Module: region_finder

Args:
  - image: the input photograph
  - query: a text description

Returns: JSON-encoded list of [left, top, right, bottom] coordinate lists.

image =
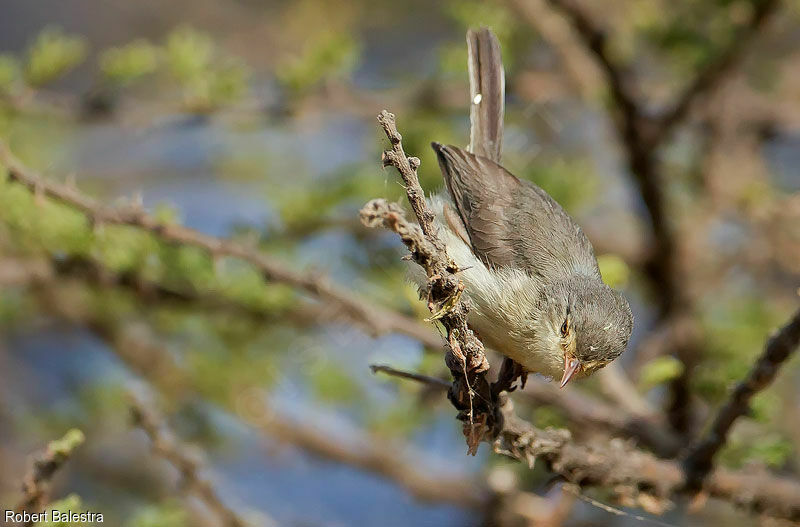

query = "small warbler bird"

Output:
[[415, 28, 633, 387]]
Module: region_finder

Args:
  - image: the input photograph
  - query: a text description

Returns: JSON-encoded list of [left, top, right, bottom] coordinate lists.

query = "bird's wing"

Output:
[[432, 143, 600, 280], [467, 28, 504, 163]]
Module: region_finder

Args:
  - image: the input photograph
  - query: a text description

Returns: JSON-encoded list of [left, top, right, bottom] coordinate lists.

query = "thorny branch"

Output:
[[0, 142, 440, 350], [130, 397, 255, 527], [14, 429, 85, 527]]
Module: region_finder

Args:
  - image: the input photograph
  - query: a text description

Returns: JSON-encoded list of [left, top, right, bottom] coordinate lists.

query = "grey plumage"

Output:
[[432, 143, 599, 281], [431, 143, 633, 371], [418, 27, 633, 384], [467, 28, 504, 162]]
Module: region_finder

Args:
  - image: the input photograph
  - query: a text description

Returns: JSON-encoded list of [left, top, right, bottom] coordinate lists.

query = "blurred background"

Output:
[[0, 0, 799, 525]]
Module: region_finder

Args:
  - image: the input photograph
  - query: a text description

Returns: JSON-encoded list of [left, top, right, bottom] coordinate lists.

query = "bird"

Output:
[[415, 28, 633, 388]]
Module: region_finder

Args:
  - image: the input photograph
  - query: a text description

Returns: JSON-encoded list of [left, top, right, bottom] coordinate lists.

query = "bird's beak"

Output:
[[559, 355, 581, 389]]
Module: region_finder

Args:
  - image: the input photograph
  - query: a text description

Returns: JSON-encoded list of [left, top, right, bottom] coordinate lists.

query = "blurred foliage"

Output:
[[0, 169, 295, 314], [719, 431, 794, 469], [127, 501, 186, 527], [24, 28, 88, 87], [638, 356, 684, 392], [597, 254, 631, 288], [164, 26, 250, 111], [309, 361, 363, 404], [694, 294, 786, 402], [276, 32, 360, 98], [0, 54, 20, 94], [49, 428, 86, 456], [99, 40, 160, 86], [34, 494, 84, 527]]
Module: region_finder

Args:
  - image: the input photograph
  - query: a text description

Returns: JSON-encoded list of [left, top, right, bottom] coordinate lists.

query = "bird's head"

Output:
[[538, 275, 633, 387]]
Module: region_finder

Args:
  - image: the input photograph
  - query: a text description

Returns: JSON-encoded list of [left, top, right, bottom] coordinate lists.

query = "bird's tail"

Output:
[[466, 27, 505, 163]]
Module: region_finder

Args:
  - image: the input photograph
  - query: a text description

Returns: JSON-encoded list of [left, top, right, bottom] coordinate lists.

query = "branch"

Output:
[[372, 363, 683, 457], [369, 110, 496, 454], [0, 142, 440, 350], [370, 364, 452, 390], [683, 307, 800, 489], [30, 253, 800, 521], [15, 429, 85, 526], [653, 0, 781, 143], [372, 364, 800, 517], [494, 399, 800, 521], [378, 112, 440, 246], [543, 0, 641, 143], [0, 253, 388, 341], [130, 397, 255, 527]]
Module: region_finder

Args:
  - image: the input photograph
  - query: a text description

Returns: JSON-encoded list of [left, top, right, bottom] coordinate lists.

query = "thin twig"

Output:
[[15, 429, 85, 527], [683, 307, 800, 490], [370, 364, 452, 390], [130, 397, 255, 527], [653, 0, 781, 143]]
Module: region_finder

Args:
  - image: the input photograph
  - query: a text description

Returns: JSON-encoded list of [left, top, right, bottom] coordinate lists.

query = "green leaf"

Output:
[[99, 40, 160, 86], [639, 356, 684, 391], [276, 32, 359, 97], [48, 428, 85, 457], [164, 26, 214, 82], [24, 28, 88, 87], [0, 54, 21, 93], [127, 500, 186, 527], [35, 494, 83, 527], [597, 254, 631, 288]]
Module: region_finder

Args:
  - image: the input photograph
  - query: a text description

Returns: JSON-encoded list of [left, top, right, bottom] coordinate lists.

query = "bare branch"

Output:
[[543, 0, 642, 143], [653, 0, 781, 143], [683, 307, 800, 490], [370, 364, 452, 390], [15, 429, 85, 526], [367, 113, 495, 454], [492, 395, 800, 521], [130, 397, 255, 527], [0, 142, 440, 349], [377, 111, 441, 246]]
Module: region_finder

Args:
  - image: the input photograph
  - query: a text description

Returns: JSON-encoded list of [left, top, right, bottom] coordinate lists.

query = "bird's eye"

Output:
[[560, 318, 569, 337]]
